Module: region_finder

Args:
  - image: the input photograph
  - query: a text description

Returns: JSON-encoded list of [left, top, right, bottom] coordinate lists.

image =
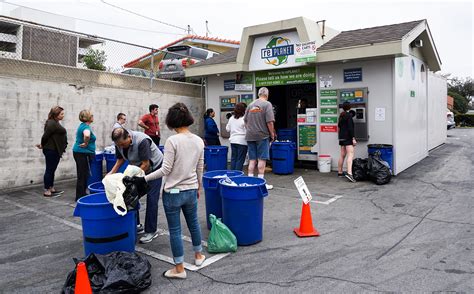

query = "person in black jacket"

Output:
[[337, 102, 357, 182], [36, 106, 68, 197]]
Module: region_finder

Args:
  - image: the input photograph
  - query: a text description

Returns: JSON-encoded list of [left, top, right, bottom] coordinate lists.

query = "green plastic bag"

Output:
[[207, 214, 237, 253]]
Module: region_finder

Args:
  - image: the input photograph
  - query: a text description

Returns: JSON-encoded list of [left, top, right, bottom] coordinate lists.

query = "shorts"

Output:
[[339, 139, 353, 146], [247, 138, 270, 160]]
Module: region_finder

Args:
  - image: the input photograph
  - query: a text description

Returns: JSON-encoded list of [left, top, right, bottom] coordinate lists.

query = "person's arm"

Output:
[[196, 147, 204, 189], [265, 103, 276, 141], [226, 118, 232, 133], [79, 129, 91, 148], [145, 139, 175, 181], [38, 120, 56, 148], [138, 115, 149, 130], [348, 116, 356, 144], [108, 158, 125, 175], [266, 121, 276, 142], [211, 119, 219, 135]]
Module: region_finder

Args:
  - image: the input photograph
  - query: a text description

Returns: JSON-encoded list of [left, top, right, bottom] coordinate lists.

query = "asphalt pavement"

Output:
[[0, 128, 472, 293]]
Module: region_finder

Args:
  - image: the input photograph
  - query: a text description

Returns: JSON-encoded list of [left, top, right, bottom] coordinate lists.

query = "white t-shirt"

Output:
[[226, 116, 247, 146]]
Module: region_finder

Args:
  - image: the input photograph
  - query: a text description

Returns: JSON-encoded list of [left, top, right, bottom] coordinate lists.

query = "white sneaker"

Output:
[[139, 232, 159, 244], [265, 184, 273, 190]]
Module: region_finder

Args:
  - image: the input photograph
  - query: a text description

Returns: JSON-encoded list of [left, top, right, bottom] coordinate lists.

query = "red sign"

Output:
[[320, 125, 337, 132], [297, 118, 306, 123]]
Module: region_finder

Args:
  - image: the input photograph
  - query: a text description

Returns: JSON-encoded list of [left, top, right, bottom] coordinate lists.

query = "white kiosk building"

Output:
[[186, 17, 446, 175]]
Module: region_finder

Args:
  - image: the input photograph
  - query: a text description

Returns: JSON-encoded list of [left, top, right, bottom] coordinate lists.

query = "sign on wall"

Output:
[[298, 124, 317, 154], [255, 67, 316, 87], [249, 31, 301, 71], [240, 94, 254, 106], [235, 73, 253, 91], [295, 41, 317, 63], [343, 68, 362, 82], [224, 79, 235, 91]]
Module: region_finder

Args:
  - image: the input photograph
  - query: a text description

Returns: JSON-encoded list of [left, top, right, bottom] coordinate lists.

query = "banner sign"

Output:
[[255, 67, 316, 87], [343, 68, 362, 82], [295, 41, 317, 63]]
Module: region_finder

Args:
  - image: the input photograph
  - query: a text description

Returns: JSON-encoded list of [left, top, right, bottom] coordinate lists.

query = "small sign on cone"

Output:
[[294, 202, 320, 237], [75, 261, 92, 294]]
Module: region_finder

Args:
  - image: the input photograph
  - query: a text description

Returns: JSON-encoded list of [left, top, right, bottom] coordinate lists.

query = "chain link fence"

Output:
[[0, 15, 202, 90]]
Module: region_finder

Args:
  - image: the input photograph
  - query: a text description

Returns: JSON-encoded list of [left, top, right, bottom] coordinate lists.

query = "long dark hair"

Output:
[[233, 103, 247, 119], [203, 108, 214, 119], [338, 102, 351, 123], [45, 106, 64, 127]]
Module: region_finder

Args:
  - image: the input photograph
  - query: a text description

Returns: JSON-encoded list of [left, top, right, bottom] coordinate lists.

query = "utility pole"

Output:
[[206, 20, 209, 37], [187, 25, 191, 35]]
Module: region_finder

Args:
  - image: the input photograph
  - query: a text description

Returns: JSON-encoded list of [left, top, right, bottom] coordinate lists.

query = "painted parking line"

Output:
[[311, 195, 343, 205], [0, 195, 229, 271]]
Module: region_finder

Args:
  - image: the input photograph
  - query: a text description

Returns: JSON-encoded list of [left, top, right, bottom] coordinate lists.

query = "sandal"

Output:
[[162, 269, 187, 279]]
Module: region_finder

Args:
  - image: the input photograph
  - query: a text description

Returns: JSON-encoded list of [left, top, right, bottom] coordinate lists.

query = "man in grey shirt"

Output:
[[113, 113, 127, 129], [244, 87, 276, 190]]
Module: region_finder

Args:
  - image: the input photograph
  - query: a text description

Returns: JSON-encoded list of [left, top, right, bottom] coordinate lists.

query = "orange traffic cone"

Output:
[[294, 202, 320, 237], [74, 262, 92, 294]]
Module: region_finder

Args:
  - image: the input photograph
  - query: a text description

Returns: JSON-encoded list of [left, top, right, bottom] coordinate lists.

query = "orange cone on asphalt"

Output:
[[74, 262, 92, 294], [294, 202, 320, 237]]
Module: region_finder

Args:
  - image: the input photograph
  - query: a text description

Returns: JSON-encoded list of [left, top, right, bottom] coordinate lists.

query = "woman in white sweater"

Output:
[[226, 102, 248, 171], [133, 102, 205, 279]]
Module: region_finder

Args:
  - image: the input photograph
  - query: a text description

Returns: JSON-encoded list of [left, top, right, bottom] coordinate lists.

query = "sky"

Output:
[[1, 0, 472, 77]]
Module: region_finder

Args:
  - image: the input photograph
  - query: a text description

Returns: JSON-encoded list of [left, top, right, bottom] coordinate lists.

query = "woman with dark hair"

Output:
[[338, 102, 357, 182], [36, 106, 67, 197], [73, 109, 96, 201], [203, 108, 220, 145], [132, 102, 205, 279], [226, 102, 248, 170]]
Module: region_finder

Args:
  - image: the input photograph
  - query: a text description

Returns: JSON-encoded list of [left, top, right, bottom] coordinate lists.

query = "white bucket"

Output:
[[318, 155, 331, 173]]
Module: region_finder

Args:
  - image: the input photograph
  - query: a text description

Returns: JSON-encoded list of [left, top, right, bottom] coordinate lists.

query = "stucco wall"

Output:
[[0, 59, 204, 189]]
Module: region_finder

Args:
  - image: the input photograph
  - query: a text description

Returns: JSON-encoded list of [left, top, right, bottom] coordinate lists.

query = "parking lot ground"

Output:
[[0, 128, 472, 293]]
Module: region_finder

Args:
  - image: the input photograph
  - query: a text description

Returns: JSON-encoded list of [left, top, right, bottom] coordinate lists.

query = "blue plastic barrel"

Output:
[[88, 181, 104, 194], [87, 152, 104, 186], [368, 144, 393, 172], [219, 176, 268, 245], [203, 170, 244, 230], [277, 128, 297, 142], [73, 193, 136, 256], [271, 142, 296, 175], [104, 153, 128, 173], [204, 146, 228, 171]]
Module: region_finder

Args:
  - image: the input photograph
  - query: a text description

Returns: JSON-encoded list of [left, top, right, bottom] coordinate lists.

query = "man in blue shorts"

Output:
[[244, 87, 276, 190]]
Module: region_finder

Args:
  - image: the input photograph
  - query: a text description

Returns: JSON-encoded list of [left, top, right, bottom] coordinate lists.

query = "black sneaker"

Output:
[[137, 224, 144, 234], [51, 190, 64, 195], [345, 173, 356, 183], [338, 172, 345, 177]]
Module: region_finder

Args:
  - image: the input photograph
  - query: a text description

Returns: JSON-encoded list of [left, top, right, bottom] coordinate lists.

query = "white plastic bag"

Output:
[[102, 165, 145, 216]]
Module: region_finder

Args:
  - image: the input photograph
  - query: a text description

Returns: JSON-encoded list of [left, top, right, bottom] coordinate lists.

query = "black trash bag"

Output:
[[352, 158, 369, 181], [62, 252, 152, 294], [367, 151, 392, 185], [122, 176, 149, 210]]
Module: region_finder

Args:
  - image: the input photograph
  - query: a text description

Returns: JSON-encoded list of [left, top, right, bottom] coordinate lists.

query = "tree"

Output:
[[449, 91, 469, 114], [448, 77, 473, 100], [83, 49, 107, 71]]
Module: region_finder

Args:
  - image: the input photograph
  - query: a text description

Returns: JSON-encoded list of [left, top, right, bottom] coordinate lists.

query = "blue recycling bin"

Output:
[[277, 128, 297, 142], [204, 146, 228, 171], [203, 170, 244, 230], [104, 153, 128, 173], [88, 181, 105, 194], [219, 177, 268, 245], [73, 192, 136, 256], [368, 144, 393, 172], [271, 142, 296, 175], [87, 152, 104, 186]]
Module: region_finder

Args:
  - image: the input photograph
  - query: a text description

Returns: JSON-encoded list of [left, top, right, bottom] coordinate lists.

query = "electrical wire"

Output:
[[99, 0, 189, 32], [2, 0, 186, 35]]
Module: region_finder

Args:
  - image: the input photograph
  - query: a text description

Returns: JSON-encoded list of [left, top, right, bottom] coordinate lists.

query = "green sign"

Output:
[[298, 125, 317, 154], [255, 67, 316, 87], [320, 116, 338, 124], [410, 90, 416, 97], [320, 98, 337, 106], [320, 90, 337, 97], [320, 108, 337, 115]]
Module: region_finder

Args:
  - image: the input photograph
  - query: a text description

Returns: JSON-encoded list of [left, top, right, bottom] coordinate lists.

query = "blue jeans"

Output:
[[162, 189, 202, 264], [231, 144, 248, 171], [43, 148, 61, 190], [142, 177, 162, 233]]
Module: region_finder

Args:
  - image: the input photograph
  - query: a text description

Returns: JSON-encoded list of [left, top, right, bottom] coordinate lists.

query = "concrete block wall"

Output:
[[0, 58, 204, 189]]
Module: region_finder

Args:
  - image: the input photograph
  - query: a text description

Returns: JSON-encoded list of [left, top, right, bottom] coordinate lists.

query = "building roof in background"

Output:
[[189, 20, 426, 70], [317, 20, 424, 51]]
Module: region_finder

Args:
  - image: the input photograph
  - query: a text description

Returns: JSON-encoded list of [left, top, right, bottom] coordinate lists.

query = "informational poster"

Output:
[[320, 108, 338, 115], [295, 41, 317, 63], [255, 67, 316, 87], [320, 116, 338, 124], [343, 68, 362, 82], [320, 90, 337, 97], [240, 94, 254, 106], [320, 98, 337, 106], [220, 95, 239, 110], [294, 176, 312, 204], [235, 73, 253, 91], [375, 108, 385, 121], [224, 80, 235, 91], [298, 124, 317, 154], [339, 89, 364, 103], [321, 125, 338, 132], [319, 75, 333, 88]]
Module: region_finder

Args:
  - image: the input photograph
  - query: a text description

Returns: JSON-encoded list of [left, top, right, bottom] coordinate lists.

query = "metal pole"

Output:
[[150, 48, 154, 89]]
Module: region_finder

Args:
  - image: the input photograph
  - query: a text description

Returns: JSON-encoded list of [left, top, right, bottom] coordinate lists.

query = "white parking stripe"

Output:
[[0, 195, 230, 271]]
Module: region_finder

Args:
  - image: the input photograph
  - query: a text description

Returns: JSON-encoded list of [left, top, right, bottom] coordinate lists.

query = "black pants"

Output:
[[43, 148, 61, 190], [206, 138, 221, 146], [73, 152, 92, 201], [150, 136, 160, 147]]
